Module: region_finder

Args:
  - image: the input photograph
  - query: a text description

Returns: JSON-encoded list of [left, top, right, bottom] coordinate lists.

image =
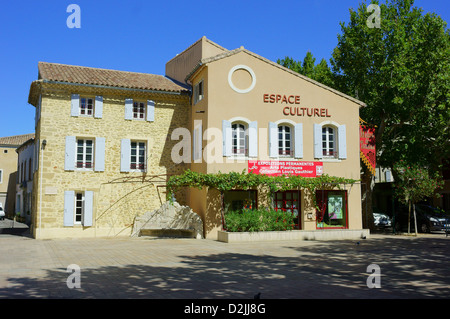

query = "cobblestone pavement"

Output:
[[0, 224, 449, 299]]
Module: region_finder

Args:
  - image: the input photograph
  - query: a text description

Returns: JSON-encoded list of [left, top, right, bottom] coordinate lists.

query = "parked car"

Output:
[[373, 212, 392, 227], [0, 207, 5, 220], [394, 204, 443, 233]]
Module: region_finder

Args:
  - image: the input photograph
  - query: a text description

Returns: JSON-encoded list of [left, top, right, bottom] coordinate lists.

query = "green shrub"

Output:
[[224, 208, 294, 232]]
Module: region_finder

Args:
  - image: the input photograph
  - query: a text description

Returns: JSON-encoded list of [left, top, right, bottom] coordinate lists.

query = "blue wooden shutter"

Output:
[[314, 124, 323, 159], [63, 191, 75, 226], [338, 124, 347, 159], [222, 120, 232, 157], [95, 137, 105, 172], [94, 96, 103, 118], [120, 139, 131, 172], [71, 94, 79, 117], [294, 123, 303, 159], [83, 191, 94, 227], [147, 100, 155, 122], [124, 99, 133, 120], [248, 121, 258, 157], [65, 136, 76, 171], [269, 122, 278, 158]]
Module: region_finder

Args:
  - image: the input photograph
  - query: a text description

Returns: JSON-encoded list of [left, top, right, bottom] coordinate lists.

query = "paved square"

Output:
[[0, 231, 449, 299]]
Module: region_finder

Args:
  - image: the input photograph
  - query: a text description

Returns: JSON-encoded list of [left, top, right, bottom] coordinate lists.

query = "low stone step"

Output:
[[139, 228, 196, 238]]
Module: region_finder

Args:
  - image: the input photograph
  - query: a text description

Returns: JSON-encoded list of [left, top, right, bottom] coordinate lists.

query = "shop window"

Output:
[[223, 190, 257, 212], [232, 123, 248, 156], [278, 125, 293, 157], [316, 190, 348, 228], [274, 190, 300, 229]]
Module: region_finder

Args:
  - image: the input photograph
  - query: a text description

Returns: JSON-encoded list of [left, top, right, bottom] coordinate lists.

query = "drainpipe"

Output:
[[38, 139, 46, 238]]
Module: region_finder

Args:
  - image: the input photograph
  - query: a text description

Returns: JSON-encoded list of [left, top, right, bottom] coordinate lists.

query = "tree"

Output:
[[301, 51, 316, 79], [330, 0, 450, 229], [277, 52, 335, 87], [393, 161, 444, 234], [277, 56, 302, 74]]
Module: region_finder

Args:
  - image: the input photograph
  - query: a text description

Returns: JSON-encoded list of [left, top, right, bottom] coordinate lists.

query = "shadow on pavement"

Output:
[[0, 218, 31, 237], [0, 235, 449, 299]]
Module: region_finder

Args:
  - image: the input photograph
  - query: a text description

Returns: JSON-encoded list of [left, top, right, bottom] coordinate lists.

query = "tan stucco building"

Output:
[[0, 134, 35, 217], [28, 37, 366, 240]]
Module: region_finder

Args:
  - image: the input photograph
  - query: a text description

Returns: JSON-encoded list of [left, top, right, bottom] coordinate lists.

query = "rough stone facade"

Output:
[[31, 82, 190, 239]]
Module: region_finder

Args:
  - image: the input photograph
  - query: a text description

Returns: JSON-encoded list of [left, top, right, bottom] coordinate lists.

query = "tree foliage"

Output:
[[277, 0, 449, 228], [330, 0, 450, 172], [393, 161, 444, 205], [277, 52, 335, 87], [167, 169, 358, 209]]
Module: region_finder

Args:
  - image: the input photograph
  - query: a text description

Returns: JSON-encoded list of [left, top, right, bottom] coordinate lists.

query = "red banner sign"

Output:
[[360, 125, 376, 175], [248, 160, 323, 177]]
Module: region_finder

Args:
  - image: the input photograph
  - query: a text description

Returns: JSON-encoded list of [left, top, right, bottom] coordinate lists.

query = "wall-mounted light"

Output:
[[307, 213, 313, 219], [42, 140, 47, 150]]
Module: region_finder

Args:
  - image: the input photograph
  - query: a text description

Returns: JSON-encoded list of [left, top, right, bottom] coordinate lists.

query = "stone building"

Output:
[[27, 37, 367, 239], [28, 62, 190, 239]]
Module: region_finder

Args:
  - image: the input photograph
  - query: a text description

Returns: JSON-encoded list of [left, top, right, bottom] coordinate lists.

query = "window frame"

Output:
[[231, 122, 248, 157], [79, 97, 95, 117], [130, 141, 147, 172], [322, 125, 337, 158], [194, 80, 204, 104], [76, 138, 94, 170], [223, 190, 258, 213], [132, 101, 146, 120], [278, 125, 293, 157], [74, 192, 85, 225]]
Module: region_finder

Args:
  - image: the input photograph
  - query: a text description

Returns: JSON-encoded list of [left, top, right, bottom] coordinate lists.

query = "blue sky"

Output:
[[0, 0, 448, 138]]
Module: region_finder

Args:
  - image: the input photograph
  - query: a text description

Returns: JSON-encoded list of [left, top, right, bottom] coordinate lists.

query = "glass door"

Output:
[[274, 191, 300, 229]]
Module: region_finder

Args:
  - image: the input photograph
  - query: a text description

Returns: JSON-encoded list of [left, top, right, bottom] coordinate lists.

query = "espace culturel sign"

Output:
[[263, 93, 331, 117]]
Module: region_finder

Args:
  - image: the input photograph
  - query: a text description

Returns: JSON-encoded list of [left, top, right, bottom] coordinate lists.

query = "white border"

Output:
[[228, 65, 256, 94]]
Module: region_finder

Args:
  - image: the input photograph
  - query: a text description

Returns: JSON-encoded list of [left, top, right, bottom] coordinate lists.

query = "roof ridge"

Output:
[[38, 61, 166, 78], [165, 36, 228, 64], [191, 48, 366, 107], [0, 133, 35, 146]]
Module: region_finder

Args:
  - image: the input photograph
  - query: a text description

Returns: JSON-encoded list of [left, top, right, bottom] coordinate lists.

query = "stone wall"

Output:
[[31, 83, 191, 239]]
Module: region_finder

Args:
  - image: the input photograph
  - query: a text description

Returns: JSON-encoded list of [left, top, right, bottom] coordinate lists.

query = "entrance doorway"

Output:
[[274, 190, 300, 229]]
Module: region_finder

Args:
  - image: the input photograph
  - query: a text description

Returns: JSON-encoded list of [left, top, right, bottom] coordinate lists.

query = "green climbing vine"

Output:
[[167, 169, 359, 209]]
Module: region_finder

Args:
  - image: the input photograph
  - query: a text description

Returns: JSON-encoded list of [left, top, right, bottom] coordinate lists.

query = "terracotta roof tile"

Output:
[[38, 62, 189, 93], [0, 134, 35, 147]]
